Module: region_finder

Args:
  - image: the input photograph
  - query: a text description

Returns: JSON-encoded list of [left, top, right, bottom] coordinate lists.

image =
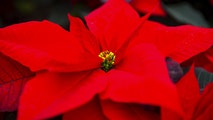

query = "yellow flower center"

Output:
[[98, 50, 115, 72]]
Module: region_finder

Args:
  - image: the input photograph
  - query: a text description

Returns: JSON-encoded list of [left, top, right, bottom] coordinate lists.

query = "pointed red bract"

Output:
[[130, 20, 213, 63], [101, 44, 182, 116], [85, 0, 142, 52], [176, 66, 201, 119], [192, 83, 213, 119], [0, 20, 100, 72], [188, 47, 213, 72], [161, 66, 201, 120], [130, 0, 166, 16], [68, 15, 100, 56], [18, 70, 108, 120]]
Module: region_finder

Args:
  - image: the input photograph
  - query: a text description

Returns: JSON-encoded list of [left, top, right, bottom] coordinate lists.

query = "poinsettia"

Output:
[[0, 0, 213, 120]]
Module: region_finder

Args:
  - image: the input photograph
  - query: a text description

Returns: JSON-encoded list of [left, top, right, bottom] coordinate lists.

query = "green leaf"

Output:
[[182, 67, 213, 92], [194, 67, 213, 92], [162, 1, 210, 27]]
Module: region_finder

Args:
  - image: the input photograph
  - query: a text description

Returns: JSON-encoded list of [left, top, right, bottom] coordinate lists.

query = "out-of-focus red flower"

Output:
[[163, 66, 213, 120], [0, 0, 212, 119], [130, 0, 166, 16]]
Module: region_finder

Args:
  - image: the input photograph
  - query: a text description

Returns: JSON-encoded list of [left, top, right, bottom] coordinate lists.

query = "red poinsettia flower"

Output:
[[130, 0, 166, 16], [0, 0, 213, 119]]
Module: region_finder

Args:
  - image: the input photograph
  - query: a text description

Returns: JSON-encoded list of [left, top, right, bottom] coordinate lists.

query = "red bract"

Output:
[[130, 20, 213, 64], [193, 47, 213, 72], [176, 66, 200, 120], [162, 66, 201, 120], [192, 83, 213, 120], [182, 47, 213, 73], [63, 97, 161, 120], [0, 0, 212, 119], [130, 0, 166, 16], [0, 52, 34, 111], [130, 0, 213, 72], [164, 66, 213, 120]]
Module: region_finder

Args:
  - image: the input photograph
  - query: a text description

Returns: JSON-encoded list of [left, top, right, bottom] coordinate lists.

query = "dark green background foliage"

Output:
[[0, 0, 212, 28], [0, 0, 102, 29]]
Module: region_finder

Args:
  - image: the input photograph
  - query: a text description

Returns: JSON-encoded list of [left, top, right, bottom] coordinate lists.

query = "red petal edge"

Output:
[[192, 83, 213, 119], [176, 65, 201, 119], [18, 70, 108, 120], [130, 21, 213, 63], [0, 52, 34, 111], [0, 18, 100, 72], [130, 0, 166, 16]]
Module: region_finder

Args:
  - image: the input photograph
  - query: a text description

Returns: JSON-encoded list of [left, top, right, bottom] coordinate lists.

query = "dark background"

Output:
[[0, 0, 212, 29], [0, 0, 102, 29]]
